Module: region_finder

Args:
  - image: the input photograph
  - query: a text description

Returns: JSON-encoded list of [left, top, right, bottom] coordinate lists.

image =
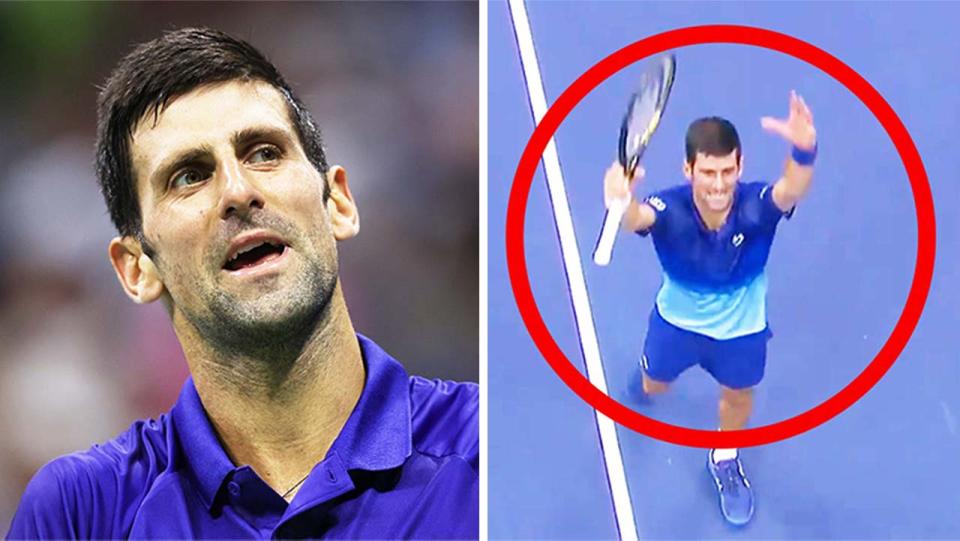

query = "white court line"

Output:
[[506, 1, 639, 540]]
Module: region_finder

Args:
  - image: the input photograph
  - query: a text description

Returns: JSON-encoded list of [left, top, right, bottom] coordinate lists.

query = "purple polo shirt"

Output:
[[7, 335, 478, 539]]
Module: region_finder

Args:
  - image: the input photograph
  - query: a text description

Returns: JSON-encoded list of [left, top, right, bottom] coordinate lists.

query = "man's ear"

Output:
[[324, 165, 359, 241], [737, 154, 745, 180], [683, 159, 693, 181], [108, 236, 165, 304]]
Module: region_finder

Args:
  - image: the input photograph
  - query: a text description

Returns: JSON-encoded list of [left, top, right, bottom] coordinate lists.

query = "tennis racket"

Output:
[[593, 54, 676, 266]]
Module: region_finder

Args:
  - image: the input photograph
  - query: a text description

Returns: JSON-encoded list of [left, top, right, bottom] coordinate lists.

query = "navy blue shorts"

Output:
[[642, 307, 772, 389]]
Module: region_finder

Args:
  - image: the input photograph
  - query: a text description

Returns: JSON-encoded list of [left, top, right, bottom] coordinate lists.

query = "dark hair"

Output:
[[685, 117, 741, 165], [96, 27, 329, 238]]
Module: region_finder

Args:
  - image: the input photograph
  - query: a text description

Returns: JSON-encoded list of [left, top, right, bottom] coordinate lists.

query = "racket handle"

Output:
[[593, 196, 629, 266]]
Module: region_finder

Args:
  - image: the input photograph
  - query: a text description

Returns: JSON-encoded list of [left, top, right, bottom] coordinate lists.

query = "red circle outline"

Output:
[[506, 25, 936, 447]]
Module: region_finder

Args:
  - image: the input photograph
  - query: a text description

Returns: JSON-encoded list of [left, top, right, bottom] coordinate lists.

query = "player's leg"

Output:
[[700, 329, 770, 526], [718, 385, 753, 431], [641, 369, 670, 395], [628, 307, 698, 401]]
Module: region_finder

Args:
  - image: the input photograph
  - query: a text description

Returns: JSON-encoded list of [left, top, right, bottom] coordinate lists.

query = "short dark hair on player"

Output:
[[96, 27, 330, 238], [685, 117, 741, 165]]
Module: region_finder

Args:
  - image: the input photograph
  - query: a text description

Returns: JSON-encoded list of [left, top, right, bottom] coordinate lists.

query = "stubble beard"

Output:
[[202, 252, 340, 361], [160, 241, 341, 373]]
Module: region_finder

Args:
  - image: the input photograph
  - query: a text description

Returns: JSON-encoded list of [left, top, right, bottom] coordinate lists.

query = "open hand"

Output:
[[603, 161, 644, 209], [761, 90, 816, 150]]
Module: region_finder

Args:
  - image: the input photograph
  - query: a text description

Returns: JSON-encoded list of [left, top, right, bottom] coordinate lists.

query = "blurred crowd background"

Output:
[[0, 2, 478, 525]]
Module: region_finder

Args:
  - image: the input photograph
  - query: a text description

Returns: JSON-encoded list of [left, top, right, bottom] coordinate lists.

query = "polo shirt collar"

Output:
[[327, 334, 413, 471], [171, 334, 413, 512], [689, 182, 742, 235]]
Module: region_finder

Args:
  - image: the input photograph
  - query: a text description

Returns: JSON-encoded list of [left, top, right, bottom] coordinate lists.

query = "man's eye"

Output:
[[171, 168, 209, 188], [248, 146, 281, 164]]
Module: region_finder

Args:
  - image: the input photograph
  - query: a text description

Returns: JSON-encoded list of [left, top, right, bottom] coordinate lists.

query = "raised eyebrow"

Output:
[[232, 126, 294, 151], [150, 145, 214, 191]]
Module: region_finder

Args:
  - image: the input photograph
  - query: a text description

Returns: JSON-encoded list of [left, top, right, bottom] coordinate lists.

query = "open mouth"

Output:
[[224, 241, 287, 272], [706, 192, 730, 206]]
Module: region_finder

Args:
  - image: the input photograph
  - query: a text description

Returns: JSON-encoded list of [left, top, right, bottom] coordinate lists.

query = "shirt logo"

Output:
[[647, 196, 666, 212], [732, 233, 744, 247]]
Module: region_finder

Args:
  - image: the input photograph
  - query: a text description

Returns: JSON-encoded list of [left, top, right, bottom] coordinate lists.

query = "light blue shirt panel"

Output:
[[656, 272, 768, 339]]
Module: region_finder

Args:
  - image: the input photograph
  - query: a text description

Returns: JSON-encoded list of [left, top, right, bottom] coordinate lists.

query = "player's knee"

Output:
[[720, 387, 753, 408], [642, 374, 670, 395]]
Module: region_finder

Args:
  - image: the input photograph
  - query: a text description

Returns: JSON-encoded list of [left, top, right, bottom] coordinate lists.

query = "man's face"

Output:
[[683, 150, 742, 214], [125, 80, 356, 347]]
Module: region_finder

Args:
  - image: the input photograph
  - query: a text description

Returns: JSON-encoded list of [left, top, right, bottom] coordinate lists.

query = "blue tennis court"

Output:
[[489, 1, 959, 538]]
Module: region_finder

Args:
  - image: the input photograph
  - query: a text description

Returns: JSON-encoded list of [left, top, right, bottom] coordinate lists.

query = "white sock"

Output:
[[712, 448, 738, 463]]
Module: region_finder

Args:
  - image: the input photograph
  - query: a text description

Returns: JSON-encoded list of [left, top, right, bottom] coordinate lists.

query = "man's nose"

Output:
[[218, 159, 265, 219], [711, 173, 724, 190]]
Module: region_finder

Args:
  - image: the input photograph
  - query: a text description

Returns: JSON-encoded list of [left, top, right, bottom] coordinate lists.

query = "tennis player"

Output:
[[604, 92, 816, 525], [7, 28, 477, 539]]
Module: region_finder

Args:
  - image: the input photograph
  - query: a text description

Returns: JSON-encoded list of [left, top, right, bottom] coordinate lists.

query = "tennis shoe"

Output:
[[707, 452, 755, 526]]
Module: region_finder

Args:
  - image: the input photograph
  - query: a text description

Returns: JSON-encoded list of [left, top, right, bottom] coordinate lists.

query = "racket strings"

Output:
[[622, 55, 674, 167]]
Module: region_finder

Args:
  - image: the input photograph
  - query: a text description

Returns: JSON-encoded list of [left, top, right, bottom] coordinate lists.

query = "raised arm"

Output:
[[761, 90, 817, 212], [602, 161, 656, 232]]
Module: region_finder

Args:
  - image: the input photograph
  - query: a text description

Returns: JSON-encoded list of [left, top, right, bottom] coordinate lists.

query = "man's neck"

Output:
[[174, 287, 365, 501], [693, 198, 731, 231]]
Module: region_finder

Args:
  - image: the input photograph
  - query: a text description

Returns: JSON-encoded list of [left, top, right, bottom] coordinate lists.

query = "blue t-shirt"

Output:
[[7, 335, 479, 539], [638, 181, 792, 339]]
